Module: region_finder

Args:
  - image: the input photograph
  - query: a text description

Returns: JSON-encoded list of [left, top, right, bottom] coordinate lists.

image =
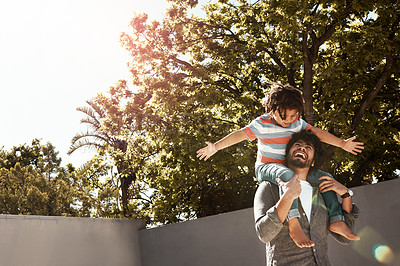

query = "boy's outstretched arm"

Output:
[[310, 126, 364, 155], [197, 130, 247, 160]]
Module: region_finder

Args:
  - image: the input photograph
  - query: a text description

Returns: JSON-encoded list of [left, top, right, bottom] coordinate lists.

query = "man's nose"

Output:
[[298, 145, 306, 151]]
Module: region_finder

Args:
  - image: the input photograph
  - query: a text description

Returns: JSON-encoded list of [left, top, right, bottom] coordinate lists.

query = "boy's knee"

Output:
[[280, 169, 295, 182], [256, 163, 295, 183], [267, 163, 295, 181]]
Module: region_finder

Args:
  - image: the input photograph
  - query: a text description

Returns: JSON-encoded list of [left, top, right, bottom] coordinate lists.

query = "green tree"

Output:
[[65, 0, 399, 225], [115, 0, 399, 224], [0, 140, 93, 216], [314, 0, 400, 185], [68, 81, 155, 218]]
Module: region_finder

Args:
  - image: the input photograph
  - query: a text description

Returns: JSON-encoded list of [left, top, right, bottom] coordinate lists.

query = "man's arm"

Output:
[[275, 177, 302, 222], [310, 126, 364, 155], [254, 178, 301, 243], [197, 130, 247, 160]]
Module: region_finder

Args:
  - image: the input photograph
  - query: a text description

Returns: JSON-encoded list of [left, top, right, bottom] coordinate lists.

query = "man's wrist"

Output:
[[341, 189, 353, 198], [283, 189, 299, 202]]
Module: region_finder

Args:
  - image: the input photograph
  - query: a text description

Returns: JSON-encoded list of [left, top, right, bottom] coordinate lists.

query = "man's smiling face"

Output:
[[287, 140, 315, 168]]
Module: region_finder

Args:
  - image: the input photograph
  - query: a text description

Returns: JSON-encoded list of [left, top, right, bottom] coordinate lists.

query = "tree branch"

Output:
[[352, 13, 400, 130], [352, 53, 395, 130]]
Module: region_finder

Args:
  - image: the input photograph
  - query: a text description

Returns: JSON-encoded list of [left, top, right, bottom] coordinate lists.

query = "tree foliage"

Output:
[[70, 0, 399, 225], [69, 81, 157, 219], [0, 140, 93, 216]]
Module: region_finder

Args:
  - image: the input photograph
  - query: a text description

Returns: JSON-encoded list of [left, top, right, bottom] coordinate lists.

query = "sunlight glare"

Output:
[[373, 244, 394, 264], [352, 226, 397, 264]]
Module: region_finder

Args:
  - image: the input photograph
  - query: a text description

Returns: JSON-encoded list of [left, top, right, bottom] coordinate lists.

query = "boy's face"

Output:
[[287, 140, 315, 168], [271, 109, 298, 128]]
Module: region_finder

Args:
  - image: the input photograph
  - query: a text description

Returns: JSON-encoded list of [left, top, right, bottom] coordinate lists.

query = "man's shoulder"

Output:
[[258, 181, 279, 194], [254, 181, 280, 209], [309, 169, 334, 179], [260, 180, 274, 186]]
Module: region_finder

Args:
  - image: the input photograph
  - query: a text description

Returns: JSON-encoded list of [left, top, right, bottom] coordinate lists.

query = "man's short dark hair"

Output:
[[285, 129, 325, 170]]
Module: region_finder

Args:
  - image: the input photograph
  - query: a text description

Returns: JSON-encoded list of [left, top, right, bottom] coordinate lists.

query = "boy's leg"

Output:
[[308, 170, 360, 241], [307, 170, 344, 223], [256, 163, 295, 183], [256, 163, 300, 220], [288, 219, 315, 248], [256, 163, 315, 247]]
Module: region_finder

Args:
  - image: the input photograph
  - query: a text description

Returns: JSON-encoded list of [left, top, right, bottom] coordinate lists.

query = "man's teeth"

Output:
[[294, 152, 306, 159]]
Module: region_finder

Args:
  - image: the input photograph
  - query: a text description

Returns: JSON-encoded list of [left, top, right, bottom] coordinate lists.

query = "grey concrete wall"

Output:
[[139, 208, 265, 266], [327, 178, 400, 266], [0, 215, 145, 266], [0, 179, 398, 266], [139, 179, 400, 266]]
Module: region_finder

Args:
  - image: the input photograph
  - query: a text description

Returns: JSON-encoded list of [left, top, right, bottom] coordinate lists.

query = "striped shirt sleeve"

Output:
[[301, 119, 313, 131]]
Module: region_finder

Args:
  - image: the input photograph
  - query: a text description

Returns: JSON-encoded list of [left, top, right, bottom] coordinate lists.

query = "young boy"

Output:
[[197, 83, 362, 248]]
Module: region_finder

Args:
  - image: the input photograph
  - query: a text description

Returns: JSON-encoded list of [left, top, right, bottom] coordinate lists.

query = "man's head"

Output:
[[285, 130, 324, 170], [262, 83, 305, 124]]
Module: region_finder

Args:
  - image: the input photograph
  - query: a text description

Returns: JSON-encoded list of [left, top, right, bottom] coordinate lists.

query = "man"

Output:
[[254, 130, 359, 265]]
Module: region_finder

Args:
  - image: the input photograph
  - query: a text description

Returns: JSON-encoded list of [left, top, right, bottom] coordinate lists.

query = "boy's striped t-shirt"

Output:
[[241, 114, 312, 166]]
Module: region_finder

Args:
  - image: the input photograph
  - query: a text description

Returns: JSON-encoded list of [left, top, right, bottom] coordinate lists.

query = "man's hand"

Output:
[[319, 176, 354, 214], [341, 136, 364, 155], [276, 175, 302, 200], [197, 141, 217, 161], [318, 176, 347, 196], [275, 175, 302, 223]]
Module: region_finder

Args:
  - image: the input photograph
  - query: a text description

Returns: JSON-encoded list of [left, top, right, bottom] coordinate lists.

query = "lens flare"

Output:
[[373, 244, 394, 264], [353, 227, 389, 263], [312, 194, 327, 211]]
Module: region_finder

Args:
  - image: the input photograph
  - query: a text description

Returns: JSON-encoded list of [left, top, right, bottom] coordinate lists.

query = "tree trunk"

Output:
[[121, 173, 136, 216], [302, 31, 316, 125]]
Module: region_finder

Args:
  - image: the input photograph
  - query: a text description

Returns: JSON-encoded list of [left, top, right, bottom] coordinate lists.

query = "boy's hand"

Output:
[[341, 136, 364, 155], [197, 141, 218, 160]]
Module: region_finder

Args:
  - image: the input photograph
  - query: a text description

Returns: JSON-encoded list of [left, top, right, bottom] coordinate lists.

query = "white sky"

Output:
[[0, 0, 169, 167]]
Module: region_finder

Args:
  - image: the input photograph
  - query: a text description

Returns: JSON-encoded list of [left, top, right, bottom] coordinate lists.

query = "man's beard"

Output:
[[287, 156, 313, 169]]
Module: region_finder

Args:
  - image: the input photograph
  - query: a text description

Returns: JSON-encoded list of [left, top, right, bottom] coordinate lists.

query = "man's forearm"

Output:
[[341, 196, 353, 213], [276, 191, 296, 223]]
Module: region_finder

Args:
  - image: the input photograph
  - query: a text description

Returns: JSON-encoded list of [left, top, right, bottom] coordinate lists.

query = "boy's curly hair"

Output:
[[285, 129, 325, 170], [262, 83, 305, 119]]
